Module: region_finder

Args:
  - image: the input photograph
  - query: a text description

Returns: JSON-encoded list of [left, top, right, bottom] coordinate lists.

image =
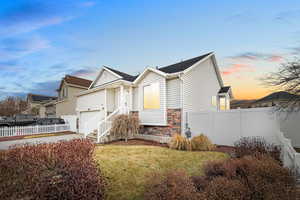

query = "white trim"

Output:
[[77, 79, 132, 97], [133, 67, 167, 84], [89, 66, 123, 89]]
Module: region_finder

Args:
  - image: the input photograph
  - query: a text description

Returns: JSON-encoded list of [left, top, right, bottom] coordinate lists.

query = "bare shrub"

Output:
[[0, 139, 106, 200], [143, 170, 202, 200], [205, 177, 250, 200], [234, 136, 281, 162], [110, 114, 140, 141], [201, 155, 296, 200], [191, 134, 215, 151], [168, 134, 192, 151]]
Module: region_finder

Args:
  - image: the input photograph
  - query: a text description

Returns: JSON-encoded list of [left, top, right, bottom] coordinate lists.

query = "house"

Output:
[[39, 100, 57, 118], [25, 93, 57, 116], [55, 75, 92, 117], [76, 52, 232, 142]]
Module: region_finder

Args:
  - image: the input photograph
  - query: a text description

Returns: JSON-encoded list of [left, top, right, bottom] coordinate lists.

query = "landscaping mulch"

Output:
[[105, 139, 236, 155], [106, 139, 168, 147], [0, 131, 76, 142]]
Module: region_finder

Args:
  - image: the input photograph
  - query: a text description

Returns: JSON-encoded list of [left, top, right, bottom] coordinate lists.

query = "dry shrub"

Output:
[[191, 134, 215, 151], [205, 177, 250, 200], [143, 170, 203, 200], [201, 155, 296, 200], [0, 139, 106, 200], [234, 136, 281, 162], [168, 134, 192, 151], [191, 175, 210, 192], [110, 114, 140, 141], [242, 155, 296, 200]]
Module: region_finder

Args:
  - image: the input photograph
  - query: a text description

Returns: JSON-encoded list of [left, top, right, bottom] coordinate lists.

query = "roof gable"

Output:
[[58, 75, 92, 91]]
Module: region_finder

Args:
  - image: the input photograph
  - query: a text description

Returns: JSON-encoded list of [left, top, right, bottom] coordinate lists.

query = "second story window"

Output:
[[62, 87, 68, 98]]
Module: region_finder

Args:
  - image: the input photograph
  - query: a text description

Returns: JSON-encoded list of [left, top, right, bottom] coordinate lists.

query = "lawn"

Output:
[[94, 145, 229, 200]]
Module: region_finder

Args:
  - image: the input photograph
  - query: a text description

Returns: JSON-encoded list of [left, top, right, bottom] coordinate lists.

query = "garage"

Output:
[[77, 89, 106, 135], [79, 110, 104, 134]]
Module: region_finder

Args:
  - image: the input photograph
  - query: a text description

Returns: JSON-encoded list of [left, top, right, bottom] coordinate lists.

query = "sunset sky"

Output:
[[1, 0, 300, 100]]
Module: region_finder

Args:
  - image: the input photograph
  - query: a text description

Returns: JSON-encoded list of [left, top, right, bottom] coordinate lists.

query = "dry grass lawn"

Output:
[[94, 145, 229, 200]]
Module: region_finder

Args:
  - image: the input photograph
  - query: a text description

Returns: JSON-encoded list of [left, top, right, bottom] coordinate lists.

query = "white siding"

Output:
[[77, 90, 105, 111], [106, 89, 115, 112], [94, 70, 119, 87], [182, 58, 220, 113], [166, 78, 181, 108], [132, 87, 139, 111], [182, 58, 221, 132], [137, 71, 166, 125]]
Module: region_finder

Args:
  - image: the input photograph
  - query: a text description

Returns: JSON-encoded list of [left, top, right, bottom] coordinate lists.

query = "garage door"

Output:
[[79, 110, 104, 134]]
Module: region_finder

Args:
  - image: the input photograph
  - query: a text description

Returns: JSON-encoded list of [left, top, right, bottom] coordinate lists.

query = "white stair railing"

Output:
[[97, 107, 121, 143]]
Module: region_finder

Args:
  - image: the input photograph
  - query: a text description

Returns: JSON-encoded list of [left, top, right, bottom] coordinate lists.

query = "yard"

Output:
[[94, 145, 229, 200]]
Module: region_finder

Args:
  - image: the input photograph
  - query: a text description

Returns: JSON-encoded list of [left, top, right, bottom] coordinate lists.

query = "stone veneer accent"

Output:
[[131, 109, 181, 136]]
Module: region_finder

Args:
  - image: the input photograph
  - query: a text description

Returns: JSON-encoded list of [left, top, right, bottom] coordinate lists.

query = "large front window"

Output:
[[143, 82, 160, 109]]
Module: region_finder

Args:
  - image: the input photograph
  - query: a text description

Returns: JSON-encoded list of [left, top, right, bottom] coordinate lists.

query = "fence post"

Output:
[[54, 124, 57, 133]]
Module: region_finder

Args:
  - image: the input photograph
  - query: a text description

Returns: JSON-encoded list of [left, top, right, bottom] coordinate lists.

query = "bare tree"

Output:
[[263, 59, 300, 112], [0, 96, 28, 117]]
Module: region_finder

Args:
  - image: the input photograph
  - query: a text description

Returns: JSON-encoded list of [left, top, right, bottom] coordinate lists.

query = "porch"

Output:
[[77, 83, 133, 139]]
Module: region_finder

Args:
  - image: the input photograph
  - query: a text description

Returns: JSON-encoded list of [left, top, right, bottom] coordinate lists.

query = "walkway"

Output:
[[0, 133, 83, 150]]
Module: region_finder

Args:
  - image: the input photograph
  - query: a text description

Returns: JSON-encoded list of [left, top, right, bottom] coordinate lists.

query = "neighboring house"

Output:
[[251, 91, 299, 108], [25, 94, 57, 116], [39, 100, 57, 118], [55, 75, 92, 117], [76, 52, 232, 141]]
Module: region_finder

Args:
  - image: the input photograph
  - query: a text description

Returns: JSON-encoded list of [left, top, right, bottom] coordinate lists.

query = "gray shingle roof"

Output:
[[218, 86, 231, 94], [105, 66, 138, 82], [158, 52, 212, 73]]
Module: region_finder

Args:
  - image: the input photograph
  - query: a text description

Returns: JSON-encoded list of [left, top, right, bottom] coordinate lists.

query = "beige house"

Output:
[[55, 75, 92, 117], [39, 100, 57, 118], [25, 93, 57, 116]]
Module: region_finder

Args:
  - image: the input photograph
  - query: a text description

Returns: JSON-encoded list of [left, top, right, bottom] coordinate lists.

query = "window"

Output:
[[211, 96, 217, 107], [219, 96, 227, 110], [143, 82, 160, 109]]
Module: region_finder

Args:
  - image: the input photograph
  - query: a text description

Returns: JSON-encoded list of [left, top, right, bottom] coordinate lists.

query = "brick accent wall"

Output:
[[131, 109, 181, 136]]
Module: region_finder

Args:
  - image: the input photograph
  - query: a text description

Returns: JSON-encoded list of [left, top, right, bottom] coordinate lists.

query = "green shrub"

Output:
[[0, 139, 106, 200], [191, 134, 215, 151], [234, 136, 281, 162], [168, 134, 192, 151], [205, 177, 250, 200], [143, 170, 203, 200], [110, 114, 140, 141]]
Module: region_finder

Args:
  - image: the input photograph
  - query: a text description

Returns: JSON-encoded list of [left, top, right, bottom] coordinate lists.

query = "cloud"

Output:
[[221, 63, 255, 76], [274, 9, 300, 23], [0, 1, 73, 36], [29, 80, 60, 97], [229, 52, 283, 63], [71, 68, 98, 77], [0, 36, 50, 61], [79, 1, 96, 7]]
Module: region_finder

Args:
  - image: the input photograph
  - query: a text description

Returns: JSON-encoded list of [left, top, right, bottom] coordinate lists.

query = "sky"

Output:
[[0, 0, 300, 100]]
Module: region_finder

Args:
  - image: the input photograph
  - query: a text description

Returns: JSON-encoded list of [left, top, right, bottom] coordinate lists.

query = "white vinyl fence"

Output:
[[0, 124, 70, 138], [61, 115, 77, 132], [186, 108, 279, 146], [186, 107, 300, 174], [276, 130, 300, 175]]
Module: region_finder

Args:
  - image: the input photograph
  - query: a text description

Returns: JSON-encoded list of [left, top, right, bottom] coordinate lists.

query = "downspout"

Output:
[[178, 73, 187, 135]]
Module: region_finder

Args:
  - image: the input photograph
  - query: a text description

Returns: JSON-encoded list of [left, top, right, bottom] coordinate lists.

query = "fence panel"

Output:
[[0, 124, 70, 138], [187, 108, 280, 146]]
